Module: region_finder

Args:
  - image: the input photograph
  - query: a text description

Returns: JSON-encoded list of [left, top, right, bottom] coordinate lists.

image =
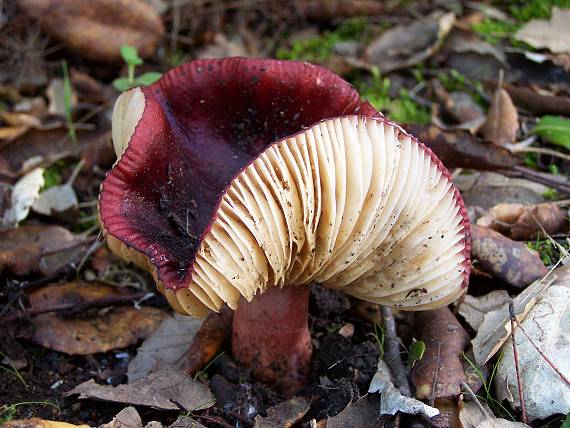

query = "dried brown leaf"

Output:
[[67, 365, 214, 411], [16, 0, 165, 63], [254, 397, 310, 428], [411, 307, 470, 400], [405, 125, 522, 170], [365, 12, 455, 73], [326, 395, 392, 428], [28, 282, 167, 354], [481, 88, 518, 146], [470, 225, 547, 288], [295, 0, 385, 20]]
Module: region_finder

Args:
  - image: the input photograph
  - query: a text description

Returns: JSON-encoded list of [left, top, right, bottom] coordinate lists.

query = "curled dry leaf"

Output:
[[411, 307, 470, 400], [369, 359, 439, 417], [253, 396, 310, 428], [495, 263, 570, 420], [459, 400, 530, 428], [477, 202, 567, 241], [177, 309, 233, 376], [404, 125, 522, 171], [487, 82, 570, 116], [28, 282, 167, 354], [470, 225, 547, 288], [515, 8, 570, 54], [67, 365, 215, 411], [16, 0, 165, 63], [480, 88, 518, 147], [1, 167, 44, 227], [458, 290, 511, 331], [0, 225, 90, 276], [128, 313, 203, 382], [364, 12, 455, 73]]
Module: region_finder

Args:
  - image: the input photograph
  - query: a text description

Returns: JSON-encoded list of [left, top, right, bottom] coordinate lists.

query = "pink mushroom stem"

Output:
[[232, 284, 312, 395]]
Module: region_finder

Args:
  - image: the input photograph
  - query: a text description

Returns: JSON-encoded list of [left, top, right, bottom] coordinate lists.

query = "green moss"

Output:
[[276, 18, 370, 61], [471, 18, 518, 45], [353, 70, 430, 124], [542, 187, 559, 200], [507, 0, 570, 22], [42, 160, 66, 190], [528, 238, 570, 265]]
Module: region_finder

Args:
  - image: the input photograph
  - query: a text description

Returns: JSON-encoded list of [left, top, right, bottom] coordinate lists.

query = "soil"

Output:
[[1, 285, 384, 427]]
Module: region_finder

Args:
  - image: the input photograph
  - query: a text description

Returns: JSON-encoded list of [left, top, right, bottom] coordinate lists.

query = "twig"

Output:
[[508, 300, 527, 424], [512, 315, 570, 386], [1, 291, 150, 322], [509, 146, 570, 162], [461, 381, 492, 420], [381, 306, 411, 397]]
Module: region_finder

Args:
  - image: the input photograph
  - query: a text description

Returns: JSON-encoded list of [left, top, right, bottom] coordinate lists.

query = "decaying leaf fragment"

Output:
[[1, 419, 89, 428], [28, 282, 167, 354], [369, 360, 439, 417], [495, 263, 570, 420], [0, 225, 90, 276], [477, 202, 567, 241], [480, 88, 518, 146], [16, 0, 165, 63], [471, 225, 547, 288], [254, 397, 309, 428], [458, 290, 511, 331], [1, 167, 44, 227], [411, 307, 470, 400]]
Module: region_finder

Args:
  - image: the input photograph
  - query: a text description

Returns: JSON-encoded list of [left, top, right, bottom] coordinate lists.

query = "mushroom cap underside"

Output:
[[99, 58, 470, 317]]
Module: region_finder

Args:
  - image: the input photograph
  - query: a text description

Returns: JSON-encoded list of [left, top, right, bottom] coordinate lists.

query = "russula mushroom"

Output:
[[99, 58, 471, 394]]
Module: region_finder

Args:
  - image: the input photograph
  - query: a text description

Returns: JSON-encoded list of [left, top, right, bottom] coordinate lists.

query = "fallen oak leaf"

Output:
[[480, 87, 518, 147], [470, 225, 547, 288], [411, 307, 470, 400], [66, 365, 215, 411]]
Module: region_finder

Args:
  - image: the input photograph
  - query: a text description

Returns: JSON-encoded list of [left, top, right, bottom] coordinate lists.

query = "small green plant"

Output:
[[507, 0, 570, 22], [527, 238, 569, 265], [407, 340, 425, 369], [542, 187, 559, 200], [354, 68, 431, 124], [42, 160, 66, 190], [61, 61, 76, 143], [463, 352, 515, 420], [0, 352, 27, 387], [0, 401, 60, 424], [113, 45, 162, 92], [372, 320, 385, 359], [193, 351, 225, 381]]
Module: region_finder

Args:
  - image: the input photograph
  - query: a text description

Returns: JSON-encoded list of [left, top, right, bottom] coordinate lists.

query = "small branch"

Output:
[[513, 313, 570, 386], [381, 306, 411, 397], [509, 300, 528, 424], [461, 381, 492, 420], [1, 291, 150, 322], [509, 146, 570, 162]]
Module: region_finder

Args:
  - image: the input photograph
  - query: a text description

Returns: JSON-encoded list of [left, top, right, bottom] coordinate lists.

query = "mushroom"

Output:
[[99, 58, 471, 394]]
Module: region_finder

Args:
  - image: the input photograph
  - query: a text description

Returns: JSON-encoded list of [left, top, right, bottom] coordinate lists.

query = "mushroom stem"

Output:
[[232, 284, 312, 395]]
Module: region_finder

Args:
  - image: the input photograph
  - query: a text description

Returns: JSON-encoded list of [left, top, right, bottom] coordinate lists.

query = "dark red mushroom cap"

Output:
[[99, 58, 470, 316]]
